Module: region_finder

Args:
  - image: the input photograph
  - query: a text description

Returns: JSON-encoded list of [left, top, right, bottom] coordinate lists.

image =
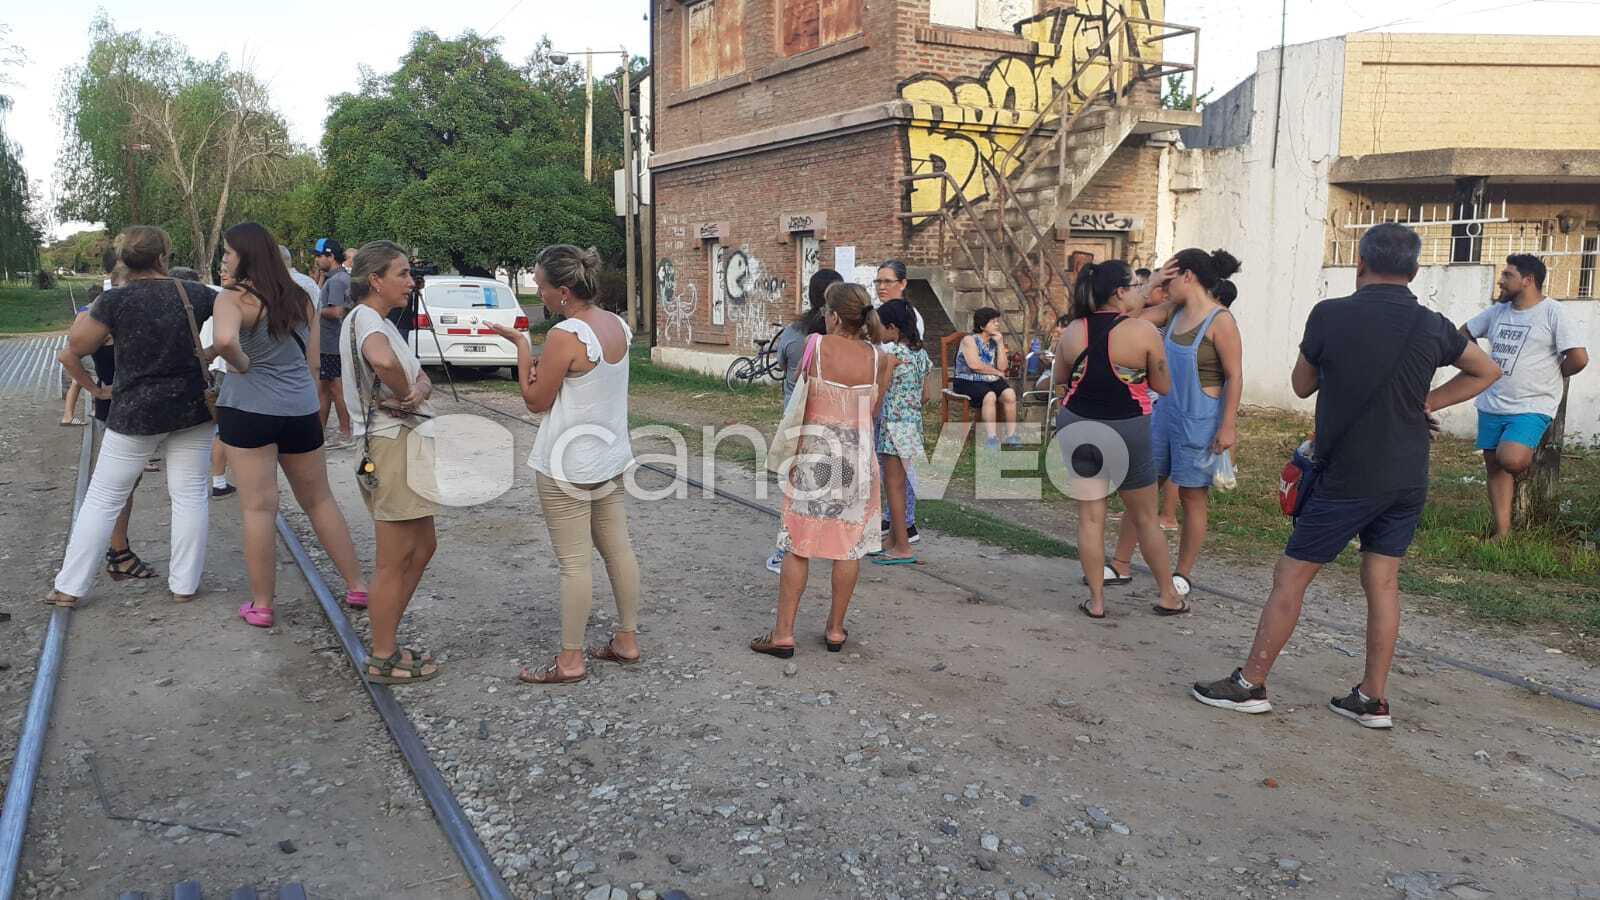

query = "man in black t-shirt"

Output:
[[1192, 224, 1499, 730]]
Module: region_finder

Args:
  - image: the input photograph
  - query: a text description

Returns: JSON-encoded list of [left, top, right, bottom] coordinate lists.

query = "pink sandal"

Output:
[[345, 590, 368, 609], [239, 602, 274, 628]]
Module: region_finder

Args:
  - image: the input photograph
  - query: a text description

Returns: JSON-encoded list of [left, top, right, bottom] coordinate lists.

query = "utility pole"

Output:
[[621, 50, 637, 332], [584, 49, 595, 182]]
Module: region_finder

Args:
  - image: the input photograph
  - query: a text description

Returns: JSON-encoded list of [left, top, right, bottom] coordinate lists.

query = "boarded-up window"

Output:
[[930, 0, 1035, 31], [686, 0, 745, 87], [783, 0, 864, 56]]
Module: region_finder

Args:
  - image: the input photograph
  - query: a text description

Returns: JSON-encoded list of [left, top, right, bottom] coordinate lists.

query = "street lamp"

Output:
[[547, 47, 631, 182], [546, 47, 640, 332]]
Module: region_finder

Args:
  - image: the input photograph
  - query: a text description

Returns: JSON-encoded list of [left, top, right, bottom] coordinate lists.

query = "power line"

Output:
[[482, 0, 527, 38]]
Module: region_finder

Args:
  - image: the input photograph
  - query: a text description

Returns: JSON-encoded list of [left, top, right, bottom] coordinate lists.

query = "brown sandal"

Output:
[[589, 640, 641, 664], [42, 590, 78, 609], [518, 662, 586, 685], [750, 631, 796, 659]]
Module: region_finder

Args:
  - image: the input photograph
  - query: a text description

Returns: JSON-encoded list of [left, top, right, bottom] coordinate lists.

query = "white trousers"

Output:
[[54, 422, 213, 598]]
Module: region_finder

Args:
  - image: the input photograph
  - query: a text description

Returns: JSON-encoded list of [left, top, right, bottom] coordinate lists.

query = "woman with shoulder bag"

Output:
[[44, 226, 218, 608], [751, 283, 896, 658], [210, 222, 370, 628], [340, 241, 441, 685]]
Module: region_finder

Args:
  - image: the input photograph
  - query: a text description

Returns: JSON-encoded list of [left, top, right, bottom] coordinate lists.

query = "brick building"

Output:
[[648, 0, 1200, 375]]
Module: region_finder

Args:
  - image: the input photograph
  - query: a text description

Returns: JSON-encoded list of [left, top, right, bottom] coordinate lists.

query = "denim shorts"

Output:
[[1477, 411, 1552, 452], [1151, 402, 1216, 489], [1284, 486, 1428, 564]]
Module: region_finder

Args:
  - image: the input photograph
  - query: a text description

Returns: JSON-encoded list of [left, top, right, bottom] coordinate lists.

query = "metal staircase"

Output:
[[901, 8, 1200, 356]]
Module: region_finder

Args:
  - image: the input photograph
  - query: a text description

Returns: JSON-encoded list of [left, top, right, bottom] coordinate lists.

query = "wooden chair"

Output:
[[939, 330, 973, 427]]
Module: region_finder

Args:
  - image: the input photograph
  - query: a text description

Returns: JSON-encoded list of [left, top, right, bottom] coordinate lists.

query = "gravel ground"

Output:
[[278, 388, 1600, 899]]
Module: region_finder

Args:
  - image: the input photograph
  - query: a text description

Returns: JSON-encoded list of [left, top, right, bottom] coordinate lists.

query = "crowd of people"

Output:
[[757, 224, 1583, 730], [41, 219, 1588, 730], [43, 224, 641, 689]]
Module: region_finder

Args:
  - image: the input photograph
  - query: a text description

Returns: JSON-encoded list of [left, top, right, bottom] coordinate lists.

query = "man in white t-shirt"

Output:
[[1462, 254, 1589, 539]]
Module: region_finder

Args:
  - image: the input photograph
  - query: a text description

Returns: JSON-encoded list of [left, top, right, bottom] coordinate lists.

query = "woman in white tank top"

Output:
[[490, 245, 642, 686]]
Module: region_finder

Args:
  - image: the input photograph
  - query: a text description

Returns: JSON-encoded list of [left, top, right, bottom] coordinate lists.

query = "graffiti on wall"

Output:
[[723, 248, 788, 350], [900, 0, 1163, 225], [657, 258, 698, 345], [656, 249, 790, 350], [1065, 210, 1140, 231]]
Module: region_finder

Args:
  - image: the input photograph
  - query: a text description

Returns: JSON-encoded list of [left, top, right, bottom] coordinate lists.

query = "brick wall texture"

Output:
[[1340, 34, 1600, 156], [653, 0, 1175, 353]]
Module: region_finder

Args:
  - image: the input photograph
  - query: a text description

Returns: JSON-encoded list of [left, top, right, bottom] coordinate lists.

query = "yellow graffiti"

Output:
[[902, 0, 1163, 225]]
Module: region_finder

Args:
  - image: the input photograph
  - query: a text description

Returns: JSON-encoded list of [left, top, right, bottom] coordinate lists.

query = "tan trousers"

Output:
[[536, 471, 642, 651]]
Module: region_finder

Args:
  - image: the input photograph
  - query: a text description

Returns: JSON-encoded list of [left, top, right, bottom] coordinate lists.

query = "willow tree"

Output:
[[0, 28, 42, 275], [56, 14, 295, 270]]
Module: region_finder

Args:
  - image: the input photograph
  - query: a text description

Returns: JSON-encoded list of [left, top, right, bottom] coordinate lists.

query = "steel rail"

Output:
[[275, 515, 511, 900], [0, 419, 95, 900]]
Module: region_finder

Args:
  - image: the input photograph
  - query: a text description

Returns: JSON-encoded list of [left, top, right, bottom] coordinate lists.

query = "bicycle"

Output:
[[724, 324, 787, 390]]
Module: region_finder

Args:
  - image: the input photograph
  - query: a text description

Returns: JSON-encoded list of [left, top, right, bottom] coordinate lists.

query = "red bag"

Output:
[[1279, 438, 1316, 517]]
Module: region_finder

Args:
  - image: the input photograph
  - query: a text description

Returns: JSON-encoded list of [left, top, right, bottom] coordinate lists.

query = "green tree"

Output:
[[0, 26, 42, 276], [40, 229, 111, 273], [56, 14, 302, 271], [324, 31, 621, 277]]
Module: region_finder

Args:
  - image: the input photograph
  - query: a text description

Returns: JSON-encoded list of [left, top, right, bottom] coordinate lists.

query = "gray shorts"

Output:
[[1054, 409, 1156, 492]]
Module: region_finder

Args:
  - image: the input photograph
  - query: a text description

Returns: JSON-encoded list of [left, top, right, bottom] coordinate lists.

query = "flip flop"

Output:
[[344, 590, 368, 609], [1078, 599, 1107, 620], [518, 663, 586, 685], [871, 556, 918, 566], [750, 632, 796, 659], [1080, 564, 1133, 586], [589, 640, 642, 664], [1152, 601, 1192, 616]]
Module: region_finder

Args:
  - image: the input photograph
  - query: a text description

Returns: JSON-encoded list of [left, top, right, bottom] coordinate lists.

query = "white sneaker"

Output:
[[765, 549, 785, 574]]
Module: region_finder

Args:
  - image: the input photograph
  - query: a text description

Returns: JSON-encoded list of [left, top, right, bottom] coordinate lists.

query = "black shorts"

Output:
[[319, 353, 342, 382], [218, 407, 325, 454], [1284, 486, 1427, 564], [951, 378, 1011, 409]]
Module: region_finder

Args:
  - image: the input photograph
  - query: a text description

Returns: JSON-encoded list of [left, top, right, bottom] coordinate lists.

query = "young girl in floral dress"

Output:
[[874, 299, 931, 564]]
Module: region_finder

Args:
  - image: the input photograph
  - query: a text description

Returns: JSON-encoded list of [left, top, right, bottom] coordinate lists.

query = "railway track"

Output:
[[0, 336, 511, 900], [2, 336, 1594, 898]]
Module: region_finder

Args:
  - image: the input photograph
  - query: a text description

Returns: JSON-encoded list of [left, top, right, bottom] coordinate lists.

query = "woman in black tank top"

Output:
[[1052, 261, 1187, 618]]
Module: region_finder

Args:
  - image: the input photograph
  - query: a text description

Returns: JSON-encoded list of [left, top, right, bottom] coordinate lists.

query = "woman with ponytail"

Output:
[[1053, 261, 1185, 618], [753, 282, 895, 659], [1106, 248, 1244, 600], [212, 221, 369, 628]]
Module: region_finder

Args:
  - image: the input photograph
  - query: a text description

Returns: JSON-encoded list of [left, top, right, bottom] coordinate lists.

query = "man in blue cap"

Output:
[[313, 238, 354, 442]]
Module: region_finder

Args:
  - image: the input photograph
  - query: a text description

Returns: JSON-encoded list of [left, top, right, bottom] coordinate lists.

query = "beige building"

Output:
[[1173, 32, 1600, 440]]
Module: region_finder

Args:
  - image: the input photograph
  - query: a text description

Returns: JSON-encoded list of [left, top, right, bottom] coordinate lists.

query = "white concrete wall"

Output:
[[1170, 37, 1348, 427], [1322, 265, 1600, 444], [1172, 36, 1600, 445]]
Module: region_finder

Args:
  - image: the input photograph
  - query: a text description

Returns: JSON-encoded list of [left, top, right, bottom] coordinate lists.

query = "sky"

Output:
[[4, 0, 1598, 238]]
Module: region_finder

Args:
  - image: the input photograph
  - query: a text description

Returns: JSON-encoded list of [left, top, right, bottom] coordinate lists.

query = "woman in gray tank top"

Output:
[[211, 222, 369, 628]]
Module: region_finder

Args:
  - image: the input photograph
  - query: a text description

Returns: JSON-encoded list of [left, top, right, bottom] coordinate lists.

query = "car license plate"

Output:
[[462, 344, 487, 353]]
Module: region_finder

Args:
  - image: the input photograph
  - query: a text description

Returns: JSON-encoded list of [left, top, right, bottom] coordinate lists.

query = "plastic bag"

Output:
[[1210, 450, 1238, 491]]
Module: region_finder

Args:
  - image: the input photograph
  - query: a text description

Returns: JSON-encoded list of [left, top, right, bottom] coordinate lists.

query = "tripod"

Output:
[[392, 276, 460, 404]]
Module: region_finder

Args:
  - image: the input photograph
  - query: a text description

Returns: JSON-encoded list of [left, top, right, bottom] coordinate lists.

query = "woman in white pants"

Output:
[[44, 226, 218, 608]]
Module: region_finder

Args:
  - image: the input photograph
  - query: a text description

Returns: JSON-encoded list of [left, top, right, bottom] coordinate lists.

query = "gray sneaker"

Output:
[[1191, 668, 1272, 714], [1329, 686, 1393, 729]]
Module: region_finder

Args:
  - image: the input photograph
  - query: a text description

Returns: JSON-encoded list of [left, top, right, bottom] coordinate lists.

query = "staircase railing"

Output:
[[899, 170, 1037, 343], [901, 9, 1199, 354]]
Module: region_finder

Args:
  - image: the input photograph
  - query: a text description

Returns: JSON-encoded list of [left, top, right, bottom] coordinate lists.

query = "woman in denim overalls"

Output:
[[1107, 249, 1244, 599]]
